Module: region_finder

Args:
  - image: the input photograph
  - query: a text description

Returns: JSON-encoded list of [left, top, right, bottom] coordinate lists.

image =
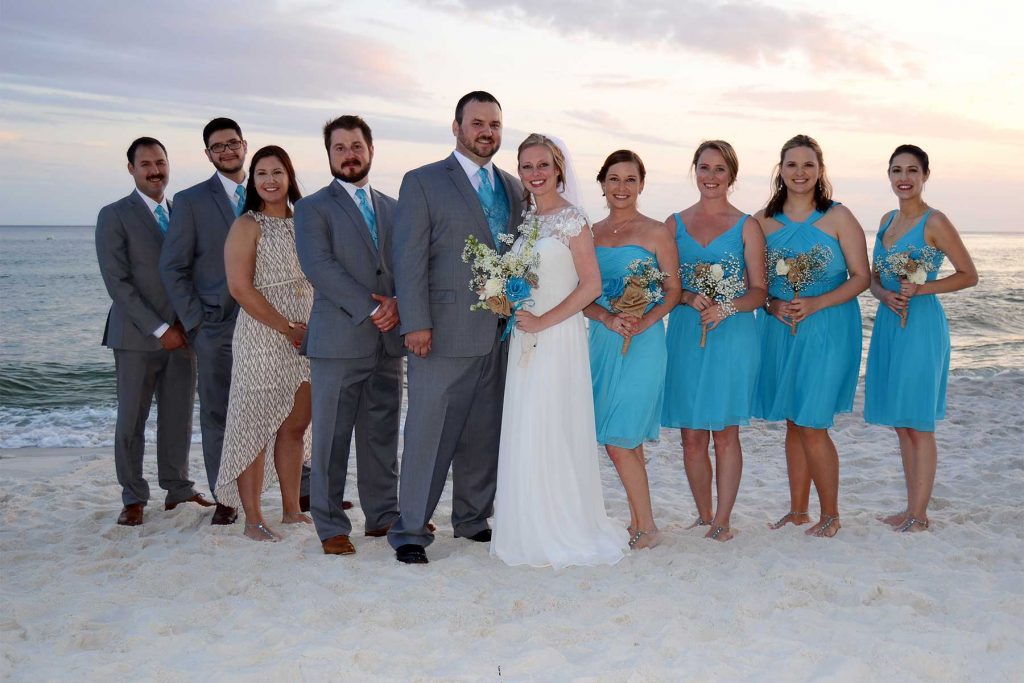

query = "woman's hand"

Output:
[[767, 297, 792, 325], [787, 295, 823, 324], [687, 291, 713, 313], [898, 279, 921, 299], [515, 310, 547, 334], [603, 311, 639, 338], [879, 289, 907, 315], [699, 303, 730, 330], [284, 322, 307, 348]]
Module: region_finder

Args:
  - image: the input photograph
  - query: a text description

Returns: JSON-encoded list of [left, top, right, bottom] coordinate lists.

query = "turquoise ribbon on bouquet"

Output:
[[501, 297, 535, 341]]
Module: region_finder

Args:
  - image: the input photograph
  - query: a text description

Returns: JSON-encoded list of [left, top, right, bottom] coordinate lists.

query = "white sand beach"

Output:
[[2, 373, 1022, 682]]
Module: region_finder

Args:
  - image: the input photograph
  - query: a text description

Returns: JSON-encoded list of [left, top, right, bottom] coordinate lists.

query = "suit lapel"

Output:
[[208, 173, 236, 228], [128, 192, 165, 242], [370, 188, 389, 258], [444, 154, 495, 248], [329, 181, 378, 256]]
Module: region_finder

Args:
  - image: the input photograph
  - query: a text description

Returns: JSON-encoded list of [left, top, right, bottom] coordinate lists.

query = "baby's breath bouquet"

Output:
[[603, 257, 668, 355], [769, 244, 832, 335], [462, 215, 541, 340], [876, 246, 942, 328], [681, 254, 745, 348]]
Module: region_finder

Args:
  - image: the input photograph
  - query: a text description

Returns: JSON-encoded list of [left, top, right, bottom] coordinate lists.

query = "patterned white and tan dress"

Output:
[[215, 211, 313, 508]]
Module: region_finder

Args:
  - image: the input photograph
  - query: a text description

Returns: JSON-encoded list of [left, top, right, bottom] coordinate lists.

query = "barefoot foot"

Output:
[[281, 512, 313, 525], [244, 522, 281, 542]]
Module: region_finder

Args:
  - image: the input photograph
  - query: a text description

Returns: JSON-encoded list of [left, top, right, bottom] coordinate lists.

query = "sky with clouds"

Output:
[[1, 0, 1021, 230]]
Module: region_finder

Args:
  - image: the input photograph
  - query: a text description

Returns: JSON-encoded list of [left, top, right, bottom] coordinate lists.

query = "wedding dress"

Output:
[[490, 205, 629, 569]]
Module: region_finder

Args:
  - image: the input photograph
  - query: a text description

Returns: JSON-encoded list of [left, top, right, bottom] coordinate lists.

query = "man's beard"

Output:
[[457, 129, 499, 160], [212, 158, 244, 175], [331, 160, 371, 184]]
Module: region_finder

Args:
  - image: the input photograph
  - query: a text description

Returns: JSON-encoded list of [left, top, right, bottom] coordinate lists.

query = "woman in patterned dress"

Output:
[[216, 146, 314, 541], [865, 144, 978, 532]]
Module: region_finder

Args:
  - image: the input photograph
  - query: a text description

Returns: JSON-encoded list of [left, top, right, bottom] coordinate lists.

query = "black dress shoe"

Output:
[[395, 544, 428, 564], [300, 496, 352, 513], [210, 503, 238, 525], [460, 529, 491, 543]]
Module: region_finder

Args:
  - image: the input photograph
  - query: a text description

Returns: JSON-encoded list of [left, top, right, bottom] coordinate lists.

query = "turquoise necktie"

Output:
[[233, 185, 246, 217], [476, 167, 503, 246], [355, 188, 378, 248], [154, 205, 169, 233]]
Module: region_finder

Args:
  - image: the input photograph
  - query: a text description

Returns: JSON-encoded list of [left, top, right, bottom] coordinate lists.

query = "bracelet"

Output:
[[718, 300, 737, 320], [287, 321, 296, 329], [763, 296, 773, 313]]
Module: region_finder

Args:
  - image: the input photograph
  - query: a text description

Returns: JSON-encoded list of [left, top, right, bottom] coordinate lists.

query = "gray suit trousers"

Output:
[[388, 326, 507, 549], [309, 347, 402, 541], [113, 347, 197, 506], [190, 318, 234, 494]]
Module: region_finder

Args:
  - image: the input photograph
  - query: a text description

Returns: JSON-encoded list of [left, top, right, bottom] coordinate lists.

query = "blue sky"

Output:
[[1, 0, 1021, 230]]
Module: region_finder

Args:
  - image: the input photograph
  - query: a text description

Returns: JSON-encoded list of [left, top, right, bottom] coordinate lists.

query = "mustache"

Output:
[[145, 174, 166, 181]]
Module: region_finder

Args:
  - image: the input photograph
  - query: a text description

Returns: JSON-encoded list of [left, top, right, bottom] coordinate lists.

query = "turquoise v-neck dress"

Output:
[[753, 205, 861, 429], [589, 245, 667, 448], [662, 215, 760, 430], [864, 210, 948, 431]]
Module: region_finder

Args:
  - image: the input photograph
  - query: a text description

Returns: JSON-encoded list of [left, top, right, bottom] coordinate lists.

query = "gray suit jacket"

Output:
[[96, 191, 178, 351], [159, 173, 239, 332], [295, 181, 402, 359], [393, 153, 524, 357]]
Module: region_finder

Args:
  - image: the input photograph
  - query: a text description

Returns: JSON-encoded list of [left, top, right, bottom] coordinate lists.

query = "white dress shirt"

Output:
[[217, 172, 247, 206], [453, 149, 495, 191]]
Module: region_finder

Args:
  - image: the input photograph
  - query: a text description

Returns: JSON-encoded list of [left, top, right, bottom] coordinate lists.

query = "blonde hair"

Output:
[[517, 133, 566, 205], [692, 140, 739, 187]]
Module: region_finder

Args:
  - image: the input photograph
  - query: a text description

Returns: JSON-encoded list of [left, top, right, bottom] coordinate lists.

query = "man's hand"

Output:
[[404, 329, 432, 358], [159, 325, 188, 351], [370, 294, 400, 332]]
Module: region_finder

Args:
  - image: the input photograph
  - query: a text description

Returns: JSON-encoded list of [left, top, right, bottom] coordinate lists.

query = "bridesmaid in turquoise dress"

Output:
[[662, 140, 766, 542], [584, 150, 680, 550], [753, 134, 870, 539], [865, 144, 978, 533]]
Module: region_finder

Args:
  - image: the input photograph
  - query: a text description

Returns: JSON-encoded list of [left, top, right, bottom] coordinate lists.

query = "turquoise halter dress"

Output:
[[753, 205, 862, 429], [864, 210, 948, 431]]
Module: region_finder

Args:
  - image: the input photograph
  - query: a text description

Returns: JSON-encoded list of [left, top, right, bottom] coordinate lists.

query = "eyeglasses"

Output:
[[208, 140, 243, 154]]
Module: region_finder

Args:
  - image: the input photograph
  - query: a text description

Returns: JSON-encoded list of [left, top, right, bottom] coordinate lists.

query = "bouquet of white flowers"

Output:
[[769, 244, 832, 335], [877, 246, 942, 328], [602, 257, 668, 355], [681, 254, 745, 348], [462, 215, 541, 340]]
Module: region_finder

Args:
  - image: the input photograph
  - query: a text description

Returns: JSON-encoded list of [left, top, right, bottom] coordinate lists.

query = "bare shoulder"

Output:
[[752, 209, 778, 234]]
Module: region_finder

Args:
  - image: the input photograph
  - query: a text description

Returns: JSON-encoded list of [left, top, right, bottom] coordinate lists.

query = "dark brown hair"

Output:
[[323, 115, 373, 151], [888, 144, 930, 175], [596, 149, 646, 184], [242, 145, 302, 213]]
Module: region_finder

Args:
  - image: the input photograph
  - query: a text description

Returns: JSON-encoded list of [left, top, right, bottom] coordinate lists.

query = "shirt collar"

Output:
[[135, 188, 168, 215], [453, 149, 494, 188], [334, 177, 373, 205], [217, 171, 247, 199]]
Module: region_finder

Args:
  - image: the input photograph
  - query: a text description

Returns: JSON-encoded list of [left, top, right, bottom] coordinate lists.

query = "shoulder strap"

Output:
[[673, 213, 686, 232]]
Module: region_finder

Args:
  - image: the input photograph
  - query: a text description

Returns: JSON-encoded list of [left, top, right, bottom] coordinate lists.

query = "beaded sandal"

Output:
[[628, 529, 662, 549], [896, 516, 929, 533], [687, 516, 712, 529], [769, 511, 808, 530], [812, 515, 841, 538], [708, 526, 731, 541], [244, 522, 279, 542]]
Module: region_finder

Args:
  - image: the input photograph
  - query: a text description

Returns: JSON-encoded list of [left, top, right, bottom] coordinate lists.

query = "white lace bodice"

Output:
[[518, 205, 590, 246]]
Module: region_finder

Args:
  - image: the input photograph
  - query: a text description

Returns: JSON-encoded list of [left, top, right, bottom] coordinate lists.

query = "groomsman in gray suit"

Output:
[[160, 118, 247, 525], [96, 137, 213, 526], [389, 91, 524, 564], [295, 115, 404, 556]]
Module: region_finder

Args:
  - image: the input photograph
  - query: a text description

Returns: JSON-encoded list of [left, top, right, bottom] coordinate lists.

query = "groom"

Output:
[[389, 91, 524, 564]]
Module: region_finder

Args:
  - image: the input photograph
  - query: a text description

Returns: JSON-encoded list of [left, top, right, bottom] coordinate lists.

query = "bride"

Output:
[[490, 134, 629, 568]]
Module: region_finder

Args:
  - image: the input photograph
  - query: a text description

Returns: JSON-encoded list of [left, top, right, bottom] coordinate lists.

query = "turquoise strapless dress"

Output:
[[662, 215, 760, 430], [589, 245, 667, 448], [753, 205, 861, 428], [864, 210, 948, 431]]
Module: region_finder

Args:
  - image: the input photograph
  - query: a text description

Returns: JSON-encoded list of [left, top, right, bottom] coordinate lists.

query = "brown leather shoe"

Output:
[[165, 493, 215, 511], [322, 535, 356, 555], [117, 503, 144, 526], [342, 500, 353, 510], [211, 503, 238, 525]]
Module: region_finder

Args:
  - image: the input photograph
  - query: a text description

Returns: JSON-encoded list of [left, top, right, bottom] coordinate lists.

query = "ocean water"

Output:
[[1, 225, 1022, 448]]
